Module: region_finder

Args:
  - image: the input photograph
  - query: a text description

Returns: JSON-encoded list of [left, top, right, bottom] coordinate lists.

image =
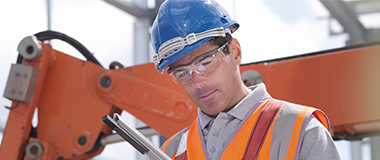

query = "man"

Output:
[[150, 0, 342, 159]]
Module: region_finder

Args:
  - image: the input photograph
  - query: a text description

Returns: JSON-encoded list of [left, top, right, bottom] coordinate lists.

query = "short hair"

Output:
[[209, 33, 232, 54]]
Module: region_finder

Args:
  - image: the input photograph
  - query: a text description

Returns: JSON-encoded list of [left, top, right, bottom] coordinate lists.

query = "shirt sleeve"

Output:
[[299, 116, 342, 160]]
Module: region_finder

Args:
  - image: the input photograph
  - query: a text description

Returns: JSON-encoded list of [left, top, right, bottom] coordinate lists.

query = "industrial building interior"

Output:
[[0, 0, 380, 160]]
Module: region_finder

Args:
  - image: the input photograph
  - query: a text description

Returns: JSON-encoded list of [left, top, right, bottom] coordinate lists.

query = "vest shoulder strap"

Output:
[[242, 99, 284, 160]]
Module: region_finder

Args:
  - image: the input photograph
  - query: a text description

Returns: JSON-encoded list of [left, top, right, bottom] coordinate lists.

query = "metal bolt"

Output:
[[26, 45, 34, 54], [78, 136, 87, 146], [100, 76, 111, 88], [30, 145, 38, 155], [25, 140, 44, 160]]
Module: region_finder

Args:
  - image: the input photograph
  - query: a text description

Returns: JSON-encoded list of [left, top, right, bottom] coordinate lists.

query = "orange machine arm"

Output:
[[0, 33, 379, 159], [240, 42, 380, 140], [0, 35, 196, 160]]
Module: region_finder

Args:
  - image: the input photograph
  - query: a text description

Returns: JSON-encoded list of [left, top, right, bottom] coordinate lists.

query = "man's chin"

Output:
[[200, 106, 223, 117]]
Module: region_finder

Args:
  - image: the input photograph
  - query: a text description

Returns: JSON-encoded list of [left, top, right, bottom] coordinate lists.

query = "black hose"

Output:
[[16, 54, 23, 64], [17, 30, 103, 67]]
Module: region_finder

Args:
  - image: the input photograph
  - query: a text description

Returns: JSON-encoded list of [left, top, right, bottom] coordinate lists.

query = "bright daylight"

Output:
[[0, 0, 380, 160]]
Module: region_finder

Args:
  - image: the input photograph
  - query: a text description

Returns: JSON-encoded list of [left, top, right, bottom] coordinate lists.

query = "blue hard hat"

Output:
[[151, 0, 239, 74]]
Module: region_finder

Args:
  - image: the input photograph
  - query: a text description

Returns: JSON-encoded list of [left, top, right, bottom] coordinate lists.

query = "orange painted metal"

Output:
[[0, 41, 195, 159], [96, 64, 197, 137], [34, 47, 118, 159], [0, 44, 53, 160], [1, 38, 380, 159], [24, 138, 57, 160], [240, 44, 380, 139]]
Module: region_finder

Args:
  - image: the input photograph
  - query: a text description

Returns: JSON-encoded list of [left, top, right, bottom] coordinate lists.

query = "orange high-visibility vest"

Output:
[[162, 99, 329, 160]]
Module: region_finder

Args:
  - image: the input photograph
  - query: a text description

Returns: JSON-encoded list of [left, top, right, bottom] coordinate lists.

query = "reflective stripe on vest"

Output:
[[162, 99, 329, 160], [162, 127, 190, 159]]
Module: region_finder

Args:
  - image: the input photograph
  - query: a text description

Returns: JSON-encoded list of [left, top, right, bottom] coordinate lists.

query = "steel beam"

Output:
[[0, 123, 3, 133], [347, 1, 380, 14], [370, 136, 380, 160], [103, 0, 156, 20], [320, 0, 368, 45]]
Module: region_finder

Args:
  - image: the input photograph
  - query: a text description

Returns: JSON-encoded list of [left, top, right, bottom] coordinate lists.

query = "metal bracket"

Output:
[[3, 64, 39, 103]]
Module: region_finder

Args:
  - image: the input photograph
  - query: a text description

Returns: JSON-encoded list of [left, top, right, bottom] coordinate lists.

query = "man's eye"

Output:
[[178, 73, 184, 78], [177, 71, 188, 78], [202, 61, 211, 66]]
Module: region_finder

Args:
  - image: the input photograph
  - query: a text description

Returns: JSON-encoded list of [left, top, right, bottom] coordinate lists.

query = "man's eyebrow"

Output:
[[174, 68, 186, 73], [194, 53, 214, 65], [194, 56, 208, 65]]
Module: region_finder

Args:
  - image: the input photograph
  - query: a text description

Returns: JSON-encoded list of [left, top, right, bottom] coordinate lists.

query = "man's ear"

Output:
[[230, 38, 242, 65]]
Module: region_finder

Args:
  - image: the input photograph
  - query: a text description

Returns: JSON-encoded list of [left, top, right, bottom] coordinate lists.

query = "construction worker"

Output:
[[150, 0, 342, 159]]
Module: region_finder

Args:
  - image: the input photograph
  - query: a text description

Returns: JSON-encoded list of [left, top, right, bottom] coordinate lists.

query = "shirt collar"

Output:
[[197, 83, 272, 129]]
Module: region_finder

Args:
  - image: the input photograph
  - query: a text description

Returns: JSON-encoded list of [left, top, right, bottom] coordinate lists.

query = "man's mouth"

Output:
[[199, 89, 216, 101]]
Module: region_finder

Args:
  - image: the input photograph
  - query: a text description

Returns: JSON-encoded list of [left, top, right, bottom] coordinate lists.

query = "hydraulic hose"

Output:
[[17, 30, 103, 67]]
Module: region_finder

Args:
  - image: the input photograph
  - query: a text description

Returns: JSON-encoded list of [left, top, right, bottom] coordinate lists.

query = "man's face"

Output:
[[170, 39, 245, 117]]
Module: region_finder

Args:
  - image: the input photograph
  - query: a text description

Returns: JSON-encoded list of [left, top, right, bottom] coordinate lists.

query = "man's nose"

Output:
[[191, 70, 206, 88]]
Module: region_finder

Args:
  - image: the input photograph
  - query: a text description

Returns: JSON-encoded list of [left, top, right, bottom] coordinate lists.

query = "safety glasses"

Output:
[[167, 41, 229, 85], [153, 27, 231, 74]]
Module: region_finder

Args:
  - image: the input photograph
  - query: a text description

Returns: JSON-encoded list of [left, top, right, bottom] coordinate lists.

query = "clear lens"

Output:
[[171, 51, 225, 85], [168, 41, 229, 85]]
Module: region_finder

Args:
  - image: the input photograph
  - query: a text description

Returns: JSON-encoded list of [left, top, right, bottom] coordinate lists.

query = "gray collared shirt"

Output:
[[197, 83, 342, 160], [198, 83, 270, 157]]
